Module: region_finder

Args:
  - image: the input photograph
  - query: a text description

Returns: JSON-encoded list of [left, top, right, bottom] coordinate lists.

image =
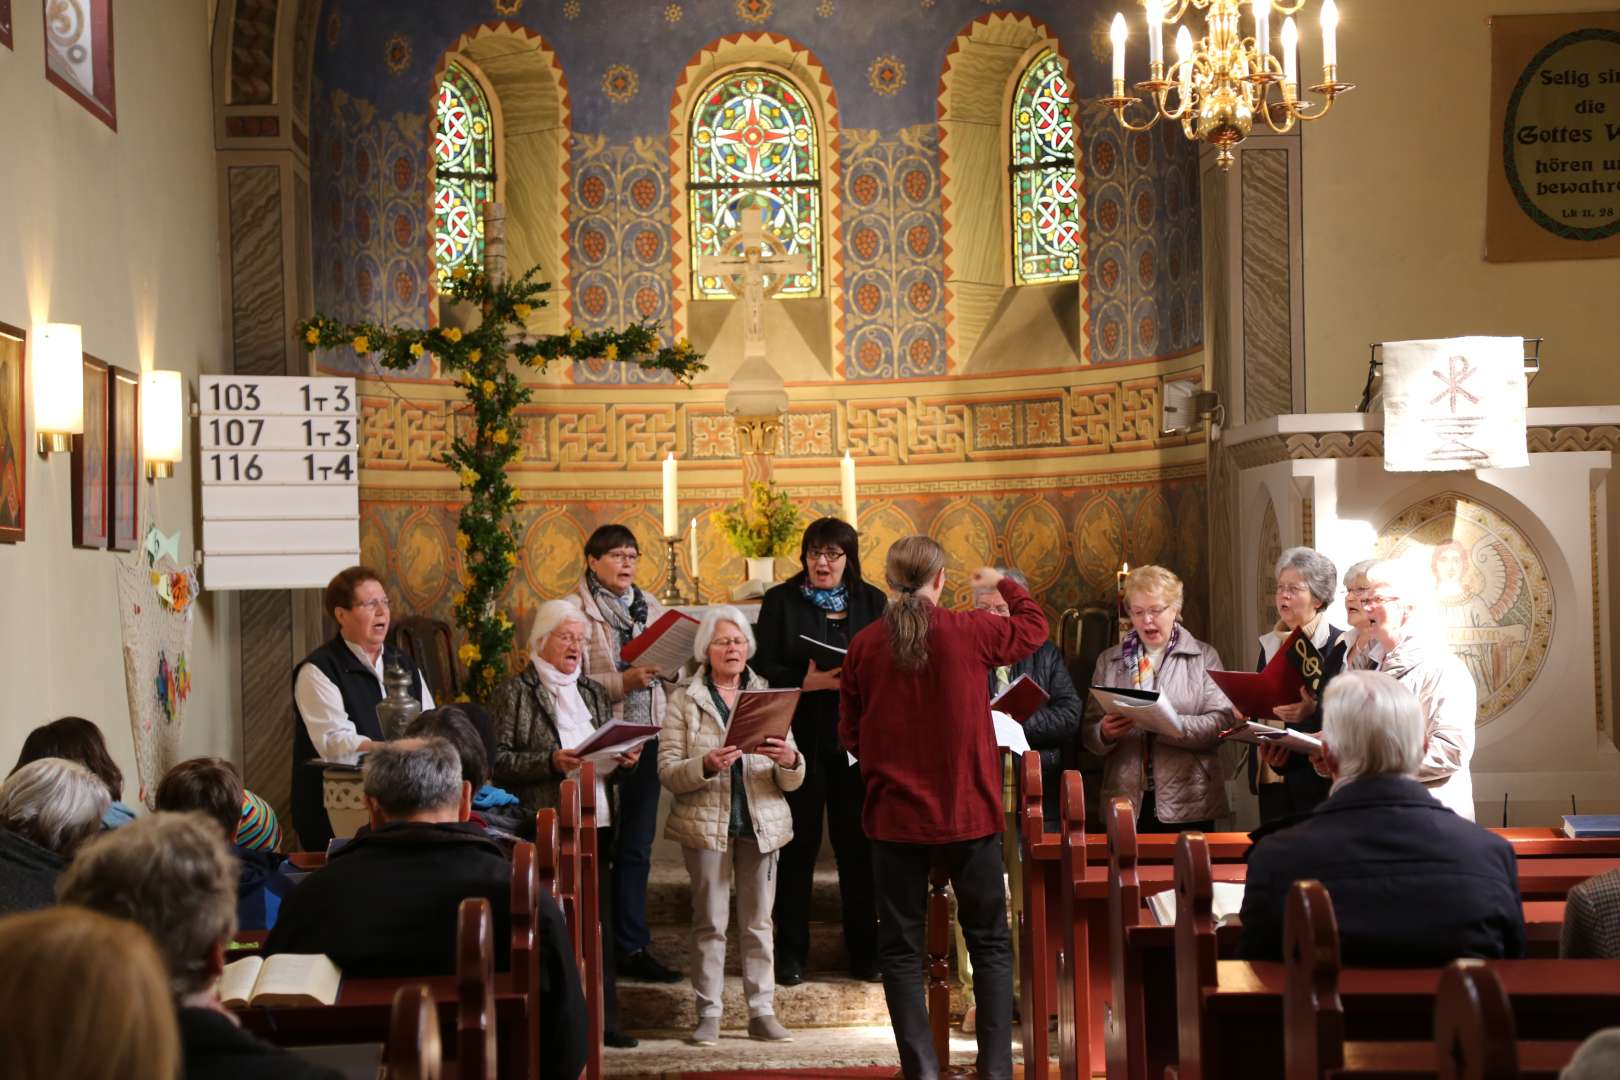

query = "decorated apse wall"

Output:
[[308, 0, 1210, 656]]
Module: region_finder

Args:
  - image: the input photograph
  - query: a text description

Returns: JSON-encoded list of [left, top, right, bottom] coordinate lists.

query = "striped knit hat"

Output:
[[235, 789, 283, 852]]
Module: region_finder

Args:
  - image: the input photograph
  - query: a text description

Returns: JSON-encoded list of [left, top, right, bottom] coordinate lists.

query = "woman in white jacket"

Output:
[[1359, 558, 1477, 819], [659, 605, 806, 1047]]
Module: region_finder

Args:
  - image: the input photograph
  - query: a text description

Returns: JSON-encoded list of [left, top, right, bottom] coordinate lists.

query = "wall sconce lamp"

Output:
[[34, 322, 84, 455], [141, 370, 184, 479], [1161, 382, 1225, 435]]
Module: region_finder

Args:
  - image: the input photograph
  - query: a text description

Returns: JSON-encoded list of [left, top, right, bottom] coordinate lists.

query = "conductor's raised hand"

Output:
[[969, 566, 1004, 592], [802, 658, 842, 692], [1099, 712, 1135, 742], [702, 745, 742, 777]]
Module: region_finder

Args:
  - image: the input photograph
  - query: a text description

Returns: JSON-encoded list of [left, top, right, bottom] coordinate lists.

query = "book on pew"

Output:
[[722, 688, 801, 753], [572, 719, 661, 762], [1206, 626, 1326, 720], [1562, 814, 1620, 838], [1146, 882, 1246, 927], [1088, 685, 1184, 738], [619, 609, 701, 677], [1218, 720, 1323, 756], [219, 953, 342, 1008], [798, 634, 848, 671], [990, 674, 1049, 725]]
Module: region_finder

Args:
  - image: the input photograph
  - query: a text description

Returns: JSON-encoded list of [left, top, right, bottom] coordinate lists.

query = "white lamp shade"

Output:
[[35, 323, 84, 436], [141, 370, 184, 464]]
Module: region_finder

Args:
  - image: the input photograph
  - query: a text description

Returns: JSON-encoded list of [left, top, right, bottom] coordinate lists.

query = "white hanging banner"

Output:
[[1381, 336, 1528, 472]]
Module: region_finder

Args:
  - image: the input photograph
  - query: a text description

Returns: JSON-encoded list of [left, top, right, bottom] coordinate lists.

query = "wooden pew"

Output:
[[579, 762, 604, 1080], [925, 862, 955, 1072], [1018, 752, 1055, 1074], [386, 984, 443, 1080], [535, 807, 559, 903], [457, 898, 497, 1080], [1054, 771, 1092, 1080], [510, 843, 540, 1080], [557, 779, 584, 969]]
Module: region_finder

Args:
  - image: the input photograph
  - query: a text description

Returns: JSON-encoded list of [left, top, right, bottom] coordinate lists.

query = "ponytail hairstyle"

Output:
[[883, 536, 947, 672]]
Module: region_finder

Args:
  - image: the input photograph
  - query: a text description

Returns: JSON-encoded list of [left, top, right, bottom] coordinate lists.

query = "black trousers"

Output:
[[774, 717, 878, 973], [1257, 768, 1332, 824], [595, 825, 623, 1035], [872, 834, 1012, 1080], [1137, 790, 1214, 834]]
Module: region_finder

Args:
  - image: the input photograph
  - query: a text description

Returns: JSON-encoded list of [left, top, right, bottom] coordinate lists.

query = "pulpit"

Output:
[[1217, 407, 1620, 826]]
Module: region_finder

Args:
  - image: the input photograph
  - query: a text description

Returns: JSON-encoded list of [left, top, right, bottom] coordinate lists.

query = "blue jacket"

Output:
[[1238, 774, 1525, 965]]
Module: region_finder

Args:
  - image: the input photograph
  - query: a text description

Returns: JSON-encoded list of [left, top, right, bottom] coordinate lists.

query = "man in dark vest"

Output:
[[290, 566, 431, 851]]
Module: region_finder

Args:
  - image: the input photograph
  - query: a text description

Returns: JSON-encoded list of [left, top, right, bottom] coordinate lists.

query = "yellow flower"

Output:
[[676, 337, 693, 352], [454, 693, 471, 703], [459, 642, 481, 665], [481, 379, 496, 395], [603, 343, 619, 361], [409, 342, 425, 358], [451, 266, 469, 280], [468, 349, 482, 363], [504, 551, 518, 567], [506, 489, 523, 507], [514, 303, 532, 319], [458, 467, 478, 487], [493, 428, 510, 445], [442, 327, 463, 343], [304, 327, 319, 345], [460, 571, 473, 587], [352, 335, 370, 354], [459, 371, 475, 387], [453, 592, 465, 607], [455, 531, 470, 551], [511, 447, 525, 463], [569, 328, 584, 346], [497, 613, 512, 631]]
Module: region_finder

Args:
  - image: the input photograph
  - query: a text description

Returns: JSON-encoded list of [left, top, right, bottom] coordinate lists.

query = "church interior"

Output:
[[4, 0, 1620, 1076]]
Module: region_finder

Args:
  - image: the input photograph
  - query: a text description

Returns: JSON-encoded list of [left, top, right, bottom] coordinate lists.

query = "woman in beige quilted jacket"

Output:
[[659, 605, 805, 1048]]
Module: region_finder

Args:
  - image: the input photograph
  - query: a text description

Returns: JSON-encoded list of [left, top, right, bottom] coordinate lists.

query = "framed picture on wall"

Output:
[[72, 354, 109, 548], [108, 365, 140, 552], [0, 322, 24, 544]]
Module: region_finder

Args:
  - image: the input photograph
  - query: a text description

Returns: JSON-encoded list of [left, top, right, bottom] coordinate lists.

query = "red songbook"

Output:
[[618, 609, 701, 676], [990, 674, 1049, 725], [1206, 627, 1325, 721], [722, 689, 801, 754]]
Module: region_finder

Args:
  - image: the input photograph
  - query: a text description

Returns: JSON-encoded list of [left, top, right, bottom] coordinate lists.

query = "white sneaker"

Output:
[[688, 1017, 720, 1046]]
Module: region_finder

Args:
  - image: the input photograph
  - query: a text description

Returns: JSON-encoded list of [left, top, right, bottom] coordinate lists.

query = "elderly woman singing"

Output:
[[659, 606, 804, 1047]]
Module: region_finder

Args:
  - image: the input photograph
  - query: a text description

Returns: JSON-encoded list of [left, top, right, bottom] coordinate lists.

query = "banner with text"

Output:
[[1487, 11, 1620, 262]]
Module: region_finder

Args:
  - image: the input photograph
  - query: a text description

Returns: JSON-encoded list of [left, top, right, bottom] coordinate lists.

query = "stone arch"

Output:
[[938, 12, 1089, 373], [429, 22, 572, 335], [669, 32, 843, 382]]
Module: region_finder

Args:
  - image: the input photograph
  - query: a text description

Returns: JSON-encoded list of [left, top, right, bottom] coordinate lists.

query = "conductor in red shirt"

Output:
[[839, 536, 1048, 1080]]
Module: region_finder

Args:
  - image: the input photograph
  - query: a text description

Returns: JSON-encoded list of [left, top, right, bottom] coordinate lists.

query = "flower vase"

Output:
[[746, 556, 776, 585]]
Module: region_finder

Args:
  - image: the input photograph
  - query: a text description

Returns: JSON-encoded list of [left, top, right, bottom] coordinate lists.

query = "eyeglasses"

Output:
[[807, 548, 847, 564], [548, 632, 588, 647], [348, 596, 391, 612], [710, 637, 750, 649], [598, 549, 639, 564], [1274, 583, 1312, 596], [1129, 604, 1172, 621], [1362, 594, 1400, 606]]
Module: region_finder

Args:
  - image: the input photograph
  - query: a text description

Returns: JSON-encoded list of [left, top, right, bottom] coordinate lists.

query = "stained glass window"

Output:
[[433, 62, 496, 284], [1011, 50, 1080, 285], [689, 69, 821, 299]]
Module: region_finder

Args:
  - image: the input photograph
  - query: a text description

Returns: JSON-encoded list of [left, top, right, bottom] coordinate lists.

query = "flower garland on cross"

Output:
[[297, 264, 706, 700]]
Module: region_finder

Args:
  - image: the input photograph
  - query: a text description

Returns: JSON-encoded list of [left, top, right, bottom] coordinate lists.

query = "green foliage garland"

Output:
[[297, 264, 706, 699], [713, 480, 802, 559]]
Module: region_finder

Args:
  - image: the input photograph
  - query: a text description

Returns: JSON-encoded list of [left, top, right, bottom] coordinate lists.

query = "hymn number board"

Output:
[[199, 375, 361, 591]]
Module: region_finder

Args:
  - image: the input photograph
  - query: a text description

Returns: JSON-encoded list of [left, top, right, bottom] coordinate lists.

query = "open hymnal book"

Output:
[[722, 688, 801, 753], [1088, 685, 1183, 738], [619, 610, 701, 678], [1218, 720, 1323, 756], [572, 720, 661, 762], [1146, 882, 1246, 928], [219, 953, 342, 1008]]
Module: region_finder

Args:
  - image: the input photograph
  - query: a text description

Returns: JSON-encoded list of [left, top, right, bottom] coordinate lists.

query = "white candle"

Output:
[[840, 450, 858, 529], [1320, 0, 1338, 69], [1146, 0, 1163, 67], [1176, 26, 1194, 99], [1281, 16, 1298, 88], [689, 517, 699, 574], [1110, 13, 1127, 84], [662, 453, 678, 537], [1253, 0, 1271, 64]]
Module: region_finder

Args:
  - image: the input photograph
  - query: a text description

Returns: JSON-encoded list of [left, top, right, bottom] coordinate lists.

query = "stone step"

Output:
[[639, 917, 851, 977], [642, 859, 846, 926], [618, 972, 968, 1033]]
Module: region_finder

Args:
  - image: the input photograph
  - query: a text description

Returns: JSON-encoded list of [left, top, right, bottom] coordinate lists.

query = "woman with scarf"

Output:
[[752, 517, 886, 986], [1082, 564, 1233, 832], [567, 524, 682, 985], [490, 597, 644, 1048]]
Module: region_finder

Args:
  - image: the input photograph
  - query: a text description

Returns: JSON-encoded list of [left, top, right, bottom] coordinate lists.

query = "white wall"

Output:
[[1303, 0, 1620, 411], [0, 2, 239, 796]]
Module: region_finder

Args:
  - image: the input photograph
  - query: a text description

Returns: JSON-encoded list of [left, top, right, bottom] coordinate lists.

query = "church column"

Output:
[[211, 0, 326, 828]]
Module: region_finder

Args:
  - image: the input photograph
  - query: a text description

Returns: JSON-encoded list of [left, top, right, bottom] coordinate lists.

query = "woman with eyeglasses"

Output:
[[566, 523, 684, 985], [1245, 547, 1351, 822], [490, 597, 645, 1048], [752, 516, 886, 986], [658, 606, 804, 1046], [291, 565, 433, 852], [1082, 564, 1233, 832], [1340, 559, 1378, 669]]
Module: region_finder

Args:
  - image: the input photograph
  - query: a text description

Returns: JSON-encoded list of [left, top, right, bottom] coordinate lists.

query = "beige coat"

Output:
[[1082, 630, 1233, 824], [1377, 632, 1476, 821], [658, 666, 805, 854], [569, 575, 669, 726]]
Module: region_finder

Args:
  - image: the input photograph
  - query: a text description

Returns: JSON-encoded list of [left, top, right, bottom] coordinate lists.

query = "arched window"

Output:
[[432, 62, 497, 284], [1010, 50, 1080, 285], [688, 68, 821, 299]]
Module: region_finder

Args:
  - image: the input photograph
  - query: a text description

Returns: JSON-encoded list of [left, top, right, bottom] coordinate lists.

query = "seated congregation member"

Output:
[[0, 906, 180, 1080], [1248, 547, 1350, 822], [0, 757, 109, 913], [1083, 564, 1233, 833], [406, 704, 525, 843], [56, 813, 343, 1080], [1239, 671, 1523, 965], [569, 524, 682, 985], [290, 565, 432, 852], [154, 757, 292, 931], [840, 541, 1048, 1080], [1562, 1029, 1620, 1079], [659, 605, 805, 1046], [11, 715, 135, 828], [264, 738, 512, 978], [456, 701, 535, 837], [1561, 867, 1620, 959], [1360, 558, 1477, 819], [490, 597, 644, 1048], [235, 788, 282, 852], [753, 516, 886, 986]]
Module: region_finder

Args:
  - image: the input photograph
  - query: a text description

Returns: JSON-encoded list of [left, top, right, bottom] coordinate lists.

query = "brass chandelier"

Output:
[[1104, 0, 1353, 169]]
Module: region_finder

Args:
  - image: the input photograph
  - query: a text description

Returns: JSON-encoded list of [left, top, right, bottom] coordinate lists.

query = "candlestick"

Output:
[[1319, 0, 1338, 70], [840, 450, 858, 529], [659, 535, 688, 606], [662, 453, 678, 537], [1110, 13, 1127, 84]]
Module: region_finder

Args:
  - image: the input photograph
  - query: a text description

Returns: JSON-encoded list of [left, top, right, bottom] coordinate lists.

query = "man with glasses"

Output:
[[291, 566, 433, 851]]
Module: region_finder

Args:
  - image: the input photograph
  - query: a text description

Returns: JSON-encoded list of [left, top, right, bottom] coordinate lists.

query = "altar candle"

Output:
[[1320, 0, 1338, 70], [689, 517, 699, 574], [1146, 0, 1163, 67], [1281, 16, 1298, 88], [662, 453, 678, 537], [1110, 13, 1127, 84], [1117, 561, 1131, 601], [840, 450, 858, 529]]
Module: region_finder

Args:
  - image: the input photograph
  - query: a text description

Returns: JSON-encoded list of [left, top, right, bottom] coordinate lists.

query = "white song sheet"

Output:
[[1381, 337, 1527, 472], [1088, 685, 1184, 738]]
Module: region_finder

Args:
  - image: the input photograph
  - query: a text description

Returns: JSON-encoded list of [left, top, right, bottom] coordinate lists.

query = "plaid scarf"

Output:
[[586, 570, 653, 727], [799, 582, 849, 613], [1120, 624, 1181, 690]]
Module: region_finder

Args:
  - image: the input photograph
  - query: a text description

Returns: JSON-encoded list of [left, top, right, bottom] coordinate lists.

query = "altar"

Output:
[[1215, 407, 1620, 827]]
